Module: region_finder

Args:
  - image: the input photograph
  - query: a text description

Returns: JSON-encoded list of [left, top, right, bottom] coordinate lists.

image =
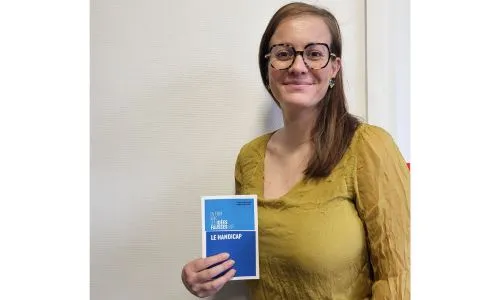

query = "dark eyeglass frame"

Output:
[[264, 42, 337, 70]]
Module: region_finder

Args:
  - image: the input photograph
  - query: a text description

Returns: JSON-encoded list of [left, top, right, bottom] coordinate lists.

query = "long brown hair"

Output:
[[258, 2, 360, 180]]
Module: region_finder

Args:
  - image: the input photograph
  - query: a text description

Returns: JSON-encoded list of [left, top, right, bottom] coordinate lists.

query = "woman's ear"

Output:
[[330, 57, 341, 78]]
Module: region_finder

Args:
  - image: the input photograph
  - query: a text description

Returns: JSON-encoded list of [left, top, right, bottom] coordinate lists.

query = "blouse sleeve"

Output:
[[354, 125, 410, 300]]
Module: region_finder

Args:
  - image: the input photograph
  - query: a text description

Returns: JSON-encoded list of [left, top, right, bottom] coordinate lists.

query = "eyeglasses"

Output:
[[264, 43, 336, 70]]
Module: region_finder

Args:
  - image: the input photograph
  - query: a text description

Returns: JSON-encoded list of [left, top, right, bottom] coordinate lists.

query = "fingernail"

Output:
[[222, 252, 230, 259], [228, 259, 235, 265]]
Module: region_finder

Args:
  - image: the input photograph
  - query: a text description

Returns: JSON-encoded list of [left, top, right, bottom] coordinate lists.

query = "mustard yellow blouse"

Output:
[[234, 123, 410, 300]]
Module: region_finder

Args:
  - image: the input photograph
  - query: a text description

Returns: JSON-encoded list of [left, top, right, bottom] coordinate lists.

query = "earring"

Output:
[[329, 78, 335, 88]]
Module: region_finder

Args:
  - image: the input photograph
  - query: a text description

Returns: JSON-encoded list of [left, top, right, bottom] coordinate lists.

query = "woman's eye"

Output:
[[307, 51, 324, 59], [275, 51, 291, 59]]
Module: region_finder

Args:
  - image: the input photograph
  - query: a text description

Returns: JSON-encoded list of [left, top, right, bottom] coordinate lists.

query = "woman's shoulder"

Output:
[[349, 123, 408, 171], [351, 122, 397, 151], [237, 131, 274, 161], [234, 132, 274, 183]]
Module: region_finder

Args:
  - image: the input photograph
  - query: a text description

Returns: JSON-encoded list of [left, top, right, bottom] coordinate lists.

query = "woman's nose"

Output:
[[288, 53, 309, 73]]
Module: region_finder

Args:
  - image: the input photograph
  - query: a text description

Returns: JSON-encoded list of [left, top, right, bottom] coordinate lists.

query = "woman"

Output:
[[181, 2, 410, 299]]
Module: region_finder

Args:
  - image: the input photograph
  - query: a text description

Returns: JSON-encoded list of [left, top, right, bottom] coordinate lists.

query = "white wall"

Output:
[[90, 0, 407, 299]]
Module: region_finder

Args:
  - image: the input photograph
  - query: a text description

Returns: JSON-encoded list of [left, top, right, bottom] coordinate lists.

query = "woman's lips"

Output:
[[284, 81, 313, 85], [283, 83, 313, 91]]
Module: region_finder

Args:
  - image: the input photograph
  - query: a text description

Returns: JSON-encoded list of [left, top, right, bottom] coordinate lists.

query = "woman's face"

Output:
[[267, 15, 340, 109]]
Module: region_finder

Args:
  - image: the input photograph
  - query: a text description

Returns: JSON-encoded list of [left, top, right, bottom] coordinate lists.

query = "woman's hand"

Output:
[[181, 252, 236, 298]]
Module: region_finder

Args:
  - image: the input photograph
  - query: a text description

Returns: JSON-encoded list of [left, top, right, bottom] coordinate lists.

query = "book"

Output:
[[201, 195, 259, 280]]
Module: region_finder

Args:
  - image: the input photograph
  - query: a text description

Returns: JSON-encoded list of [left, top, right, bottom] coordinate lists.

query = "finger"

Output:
[[192, 252, 230, 272], [198, 268, 237, 296], [210, 268, 236, 290], [197, 259, 235, 282]]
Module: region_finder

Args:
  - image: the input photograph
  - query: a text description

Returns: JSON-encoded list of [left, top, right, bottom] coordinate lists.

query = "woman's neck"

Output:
[[276, 106, 318, 152]]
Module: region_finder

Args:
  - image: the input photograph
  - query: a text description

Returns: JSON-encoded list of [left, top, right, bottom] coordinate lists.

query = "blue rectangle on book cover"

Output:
[[206, 231, 256, 277], [204, 198, 255, 231]]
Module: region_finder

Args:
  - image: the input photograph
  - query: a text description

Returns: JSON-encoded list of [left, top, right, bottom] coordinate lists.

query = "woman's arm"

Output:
[[354, 125, 410, 300]]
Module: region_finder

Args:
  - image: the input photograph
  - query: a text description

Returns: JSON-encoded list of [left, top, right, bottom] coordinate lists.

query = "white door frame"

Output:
[[365, 0, 410, 161]]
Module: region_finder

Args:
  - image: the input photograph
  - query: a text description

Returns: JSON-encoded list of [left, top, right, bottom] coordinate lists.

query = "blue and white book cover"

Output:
[[201, 195, 259, 280]]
